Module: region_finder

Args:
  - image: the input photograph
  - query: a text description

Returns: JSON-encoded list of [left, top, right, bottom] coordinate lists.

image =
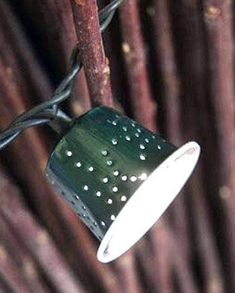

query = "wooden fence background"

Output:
[[0, 1, 234, 292]]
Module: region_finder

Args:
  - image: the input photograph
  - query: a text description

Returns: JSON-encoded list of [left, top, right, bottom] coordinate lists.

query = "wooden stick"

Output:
[[119, 3, 174, 291], [135, 238, 161, 292], [112, 251, 142, 293], [201, 1, 235, 290], [152, 0, 181, 143], [202, 0, 234, 181], [54, 201, 122, 293], [0, 1, 52, 104], [18, 0, 91, 111], [0, 167, 84, 293], [0, 215, 49, 293], [169, 231, 198, 293], [150, 222, 174, 293], [119, 0, 157, 131], [189, 173, 225, 293], [19, 0, 76, 76], [0, 244, 31, 293], [71, 0, 113, 106], [152, 0, 192, 262], [2, 213, 84, 293]]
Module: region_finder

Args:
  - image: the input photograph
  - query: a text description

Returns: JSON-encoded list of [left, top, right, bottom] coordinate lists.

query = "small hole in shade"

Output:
[[112, 186, 118, 192], [139, 173, 147, 180], [122, 126, 128, 132], [113, 170, 119, 176], [107, 160, 113, 166], [140, 144, 145, 150], [157, 145, 161, 150], [101, 150, 108, 156], [74, 194, 80, 200], [135, 133, 140, 138], [145, 138, 150, 143], [66, 150, 72, 157], [125, 136, 131, 141], [140, 154, 146, 160], [121, 195, 127, 202], [101, 221, 106, 226], [112, 139, 118, 145], [96, 191, 102, 197], [84, 185, 89, 191], [111, 215, 116, 221], [130, 176, 137, 182], [112, 121, 117, 126], [121, 175, 128, 181]]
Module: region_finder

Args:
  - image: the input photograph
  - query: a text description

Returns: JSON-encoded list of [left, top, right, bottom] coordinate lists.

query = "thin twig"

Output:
[[201, 1, 235, 290], [119, 0, 157, 131], [71, 0, 113, 106]]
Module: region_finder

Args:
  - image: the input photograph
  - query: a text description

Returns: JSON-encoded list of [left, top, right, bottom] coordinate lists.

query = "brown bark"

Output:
[[0, 166, 83, 292], [152, 0, 191, 265], [0, 216, 48, 292], [152, 0, 181, 143], [190, 173, 224, 293], [19, 0, 91, 112], [119, 0, 157, 131], [0, 0, 235, 292], [201, 1, 235, 290], [71, 0, 113, 106]]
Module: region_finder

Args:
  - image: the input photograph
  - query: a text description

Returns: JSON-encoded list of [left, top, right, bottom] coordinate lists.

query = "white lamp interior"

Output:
[[97, 141, 200, 263]]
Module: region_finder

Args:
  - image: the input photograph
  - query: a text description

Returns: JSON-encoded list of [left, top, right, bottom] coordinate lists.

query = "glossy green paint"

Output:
[[46, 107, 176, 240]]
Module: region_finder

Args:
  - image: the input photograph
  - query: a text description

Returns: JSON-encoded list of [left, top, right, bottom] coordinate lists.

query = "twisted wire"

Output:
[[0, 0, 124, 150]]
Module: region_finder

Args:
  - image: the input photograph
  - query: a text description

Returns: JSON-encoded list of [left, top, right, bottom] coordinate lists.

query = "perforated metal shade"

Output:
[[46, 106, 200, 263]]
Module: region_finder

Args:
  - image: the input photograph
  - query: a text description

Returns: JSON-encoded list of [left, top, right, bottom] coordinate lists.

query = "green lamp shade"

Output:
[[45, 106, 200, 263]]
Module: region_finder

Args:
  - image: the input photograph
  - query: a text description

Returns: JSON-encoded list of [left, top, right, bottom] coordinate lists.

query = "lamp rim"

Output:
[[97, 141, 200, 263]]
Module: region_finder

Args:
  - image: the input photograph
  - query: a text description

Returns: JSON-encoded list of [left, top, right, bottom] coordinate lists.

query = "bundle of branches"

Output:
[[0, 0, 234, 292]]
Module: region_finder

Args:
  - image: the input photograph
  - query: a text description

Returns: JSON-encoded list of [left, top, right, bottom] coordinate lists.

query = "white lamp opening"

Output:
[[97, 141, 200, 263]]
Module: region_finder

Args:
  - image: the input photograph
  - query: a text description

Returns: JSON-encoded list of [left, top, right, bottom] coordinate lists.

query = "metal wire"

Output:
[[0, 0, 124, 150]]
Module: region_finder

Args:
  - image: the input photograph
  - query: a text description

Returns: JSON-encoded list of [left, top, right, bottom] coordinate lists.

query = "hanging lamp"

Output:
[[46, 106, 200, 263]]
